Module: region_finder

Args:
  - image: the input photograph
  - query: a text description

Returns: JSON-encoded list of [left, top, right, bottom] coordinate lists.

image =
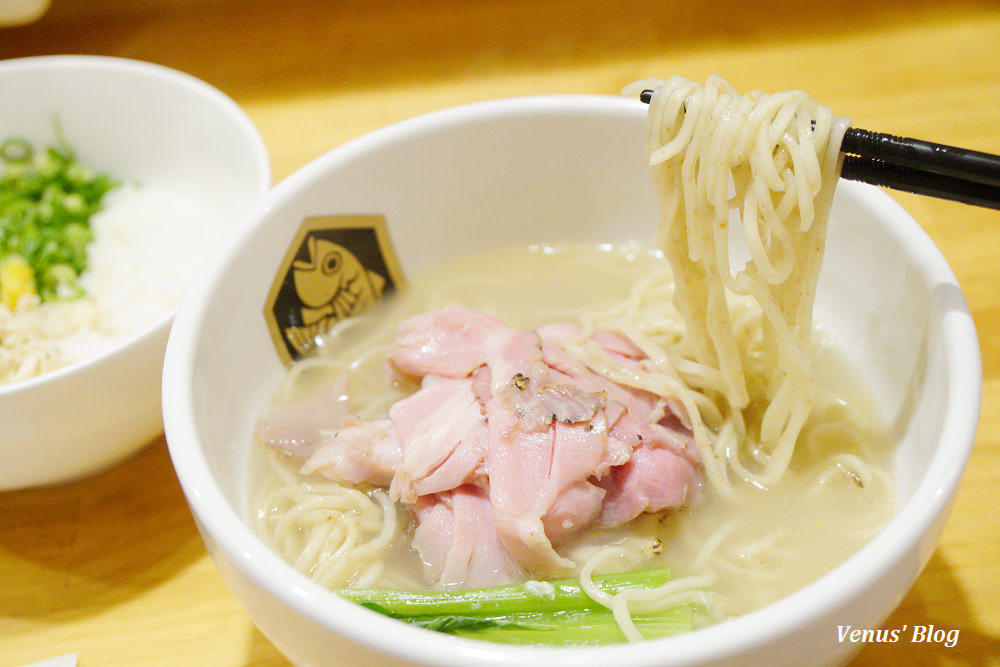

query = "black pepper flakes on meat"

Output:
[[511, 373, 530, 390], [583, 423, 593, 432]]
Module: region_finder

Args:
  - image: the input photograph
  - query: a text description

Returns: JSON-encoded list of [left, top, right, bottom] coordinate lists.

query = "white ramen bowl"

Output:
[[0, 55, 270, 490], [162, 95, 981, 666]]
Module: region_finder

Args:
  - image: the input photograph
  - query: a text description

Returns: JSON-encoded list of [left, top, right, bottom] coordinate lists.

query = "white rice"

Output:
[[0, 181, 227, 384]]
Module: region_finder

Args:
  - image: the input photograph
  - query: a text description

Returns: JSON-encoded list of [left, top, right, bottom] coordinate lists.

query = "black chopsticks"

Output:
[[638, 89, 1000, 210]]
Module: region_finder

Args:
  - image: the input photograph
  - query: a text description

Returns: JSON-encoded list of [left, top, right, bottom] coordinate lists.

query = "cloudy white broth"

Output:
[[249, 241, 893, 642]]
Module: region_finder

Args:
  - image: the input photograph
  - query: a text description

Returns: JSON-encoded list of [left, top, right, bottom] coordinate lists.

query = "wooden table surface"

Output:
[[1, 1, 998, 665]]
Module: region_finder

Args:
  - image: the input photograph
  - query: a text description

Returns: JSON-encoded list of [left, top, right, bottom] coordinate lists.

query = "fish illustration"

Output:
[[283, 236, 386, 356]]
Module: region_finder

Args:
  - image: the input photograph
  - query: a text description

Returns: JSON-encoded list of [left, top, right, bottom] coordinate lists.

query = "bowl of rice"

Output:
[[0, 55, 270, 490], [162, 91, 979, 665]]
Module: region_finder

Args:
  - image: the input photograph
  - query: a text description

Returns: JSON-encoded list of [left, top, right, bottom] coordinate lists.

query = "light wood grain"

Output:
[[1, 1, 998, 664]]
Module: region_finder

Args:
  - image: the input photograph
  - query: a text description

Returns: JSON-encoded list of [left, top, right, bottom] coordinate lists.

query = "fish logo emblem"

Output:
[[265, 215, 405, 365], [293, 237, 385, 325]]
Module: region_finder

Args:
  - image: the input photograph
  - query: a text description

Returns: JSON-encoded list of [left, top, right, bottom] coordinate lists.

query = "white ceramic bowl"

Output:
[[0, 55, 270, 489], [162, 96, 981, 666]]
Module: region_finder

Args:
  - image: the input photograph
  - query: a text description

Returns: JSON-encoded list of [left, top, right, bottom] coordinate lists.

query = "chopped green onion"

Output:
[[1, 137, 33, 164], [0, 133, 117, 303]]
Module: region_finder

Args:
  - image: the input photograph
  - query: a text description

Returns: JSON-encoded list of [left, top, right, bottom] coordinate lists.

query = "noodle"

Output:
[[256, 448, 402, 589], [620, 74, 851, 489], [579, 546, 716, 642]]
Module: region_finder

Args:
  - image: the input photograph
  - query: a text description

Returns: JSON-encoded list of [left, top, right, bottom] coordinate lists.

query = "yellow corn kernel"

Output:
[[1, 254, 36, 310]]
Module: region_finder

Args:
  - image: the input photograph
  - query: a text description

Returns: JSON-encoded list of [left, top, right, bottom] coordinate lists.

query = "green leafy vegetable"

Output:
[[0, 132, 118, 304], [339, 569, 694, 646]]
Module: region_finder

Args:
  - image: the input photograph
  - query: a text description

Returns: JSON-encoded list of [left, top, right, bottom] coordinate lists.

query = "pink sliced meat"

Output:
[[484, 399, 572, 571], [537, 323, 647, 361], [596, 441, 699, 527], [541, 344, 657, 419], [479, 324, 548, 401], [299, 417, 402, 487], [498, 377, 606, 432], [253, 376, 351, 459], [542, 479, 606, 546], [388, 375, 488, 503], [485, 402, 619, 574], [542, 343, 700, 465], [253, 375, 402, 488], [412, 485, 523, 589], [259, 307, 703, 589], [388, 307, 505, 378]]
